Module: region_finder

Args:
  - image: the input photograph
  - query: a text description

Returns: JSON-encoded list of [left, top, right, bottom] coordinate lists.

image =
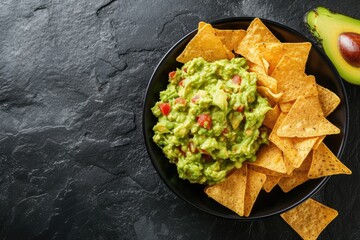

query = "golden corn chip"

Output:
[[274, 66, 318, 104], [283, 155, 296, 175], [176, 23, 234, 63], [278, 171, 309, 193], [248, 61, 266, 74], [256, 42, 286, 75], [237, 18, 279, 46], [198, 21, 207, 30], [263, 105, 280, 129], [270, 42, 317, 103], [270, 113, 317, 170], [235, 18, 280, 70], [279, 101, 294, 112], [308, 142, 352, 179], [237, 41, 265, 69], [313, 135, 326, 150], [296, 151, 313, 172], [216, 29, 246, 52], [248, 142, 286, 174], [257, 86, 282, 106], [317, 84, 341, 117], [275, 42, 311, 71], [291, 137, 318, 168], [263, 175, 282, 193], [205, 166, 247, 216], [259, 43, 313, 76], [277, 96, 340, 137], [248, 165, 283, 177], [244, 168, 267, 217], [249, 67, 278, 92], [271, 54, 304, 81], [261, 58, 270, 74], [280, 74, 318, 104], [199, 22, 247, 52], [280, 198, 338, 240]]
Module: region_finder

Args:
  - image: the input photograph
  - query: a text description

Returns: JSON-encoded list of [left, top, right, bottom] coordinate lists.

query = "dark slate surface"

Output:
[[0, 0, 359, 239]]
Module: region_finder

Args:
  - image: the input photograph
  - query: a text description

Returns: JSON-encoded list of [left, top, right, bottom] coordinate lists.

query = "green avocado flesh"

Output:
[[306, 7, 360, 85], [151, 57, 270, 185]]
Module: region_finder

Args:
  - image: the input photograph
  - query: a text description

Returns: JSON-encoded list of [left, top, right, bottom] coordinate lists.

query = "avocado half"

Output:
[[306, 7, 360, 85]]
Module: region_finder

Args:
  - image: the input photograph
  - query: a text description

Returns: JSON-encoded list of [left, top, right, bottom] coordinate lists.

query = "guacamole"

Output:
[[151, 57, 271, 185]]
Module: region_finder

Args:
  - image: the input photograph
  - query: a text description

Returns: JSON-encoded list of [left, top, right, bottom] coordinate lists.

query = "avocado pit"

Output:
[[338, 32, 360, 67]]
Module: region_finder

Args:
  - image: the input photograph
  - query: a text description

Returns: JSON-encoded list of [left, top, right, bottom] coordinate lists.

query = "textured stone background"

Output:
[[0, 0, 359, 239]]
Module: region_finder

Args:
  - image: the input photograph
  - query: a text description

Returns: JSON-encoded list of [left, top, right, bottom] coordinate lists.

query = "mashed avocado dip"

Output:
[[151, 57, 271, 185]]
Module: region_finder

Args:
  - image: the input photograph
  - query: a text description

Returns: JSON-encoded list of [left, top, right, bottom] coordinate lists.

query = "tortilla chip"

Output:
[[291, 137, 318, 167], [248, 165, 283, 177], [277, 96, 340, 137], [205, 166, 247, 216], [238, 41, 266, 70], [199, 22, 247, 52], [271, 55, 304, 82], [270, 42, 317, 103], [248, 142, 286, 174], [280, 198, 338, 240], [257, 42, 286, 75], [269, 121, 297, 171], [283, 155, 296, 175], [248, 61, 266, 74], [275, 42, 311, 71], [251, 69, 278, 93], [261, 58, 270, 74], [313, 135, 326, 150], [216, 29, 246, 52], [263, 175, 282, 193], [235, 18, 280, 70], [269, 113, 317, 170], [258, 43, 312, 76], [198, 21, 206, 29], [278, 171, 309, 193], [176, 23, 234, 63], [257, 86, 282, 106], [281, 74, 318, 103], [279, 101, 294, 112], [296, 151, 313, 172], [317, 84, 341, 117], [237, 18, 279, 46], [263, 105, 280, 129], [244, 168, 267, 216], [308, 142, 352, 178], [274, 69, 318, 104]]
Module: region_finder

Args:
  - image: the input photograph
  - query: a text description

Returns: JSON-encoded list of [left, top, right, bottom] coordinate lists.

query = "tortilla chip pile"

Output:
[[176, 18, 351, 239]]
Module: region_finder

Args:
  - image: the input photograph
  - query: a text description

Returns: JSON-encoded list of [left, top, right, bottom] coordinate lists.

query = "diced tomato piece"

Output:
[[178, 80, 185, 87], [222, 128, 229, 134], [174, 97, 186, 105], [197, 113, 212, 129], [183, 67, 187, 73], [232, 75, 242, 85], [159, 103, 171, 116], [236, 106, 244, 112], [191, 95, 200, 103], [169, 71, 176, 79]]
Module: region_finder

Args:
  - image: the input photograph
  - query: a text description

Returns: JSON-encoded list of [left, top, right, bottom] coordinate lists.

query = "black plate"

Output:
[[142, 17, 348, 220]]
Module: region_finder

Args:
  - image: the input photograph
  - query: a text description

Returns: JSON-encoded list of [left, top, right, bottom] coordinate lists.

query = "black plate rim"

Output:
[[142, 16, 349, 220]]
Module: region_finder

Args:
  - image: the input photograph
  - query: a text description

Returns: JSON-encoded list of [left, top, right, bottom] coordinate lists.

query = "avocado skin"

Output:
[[306, 7, 360, 85]]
